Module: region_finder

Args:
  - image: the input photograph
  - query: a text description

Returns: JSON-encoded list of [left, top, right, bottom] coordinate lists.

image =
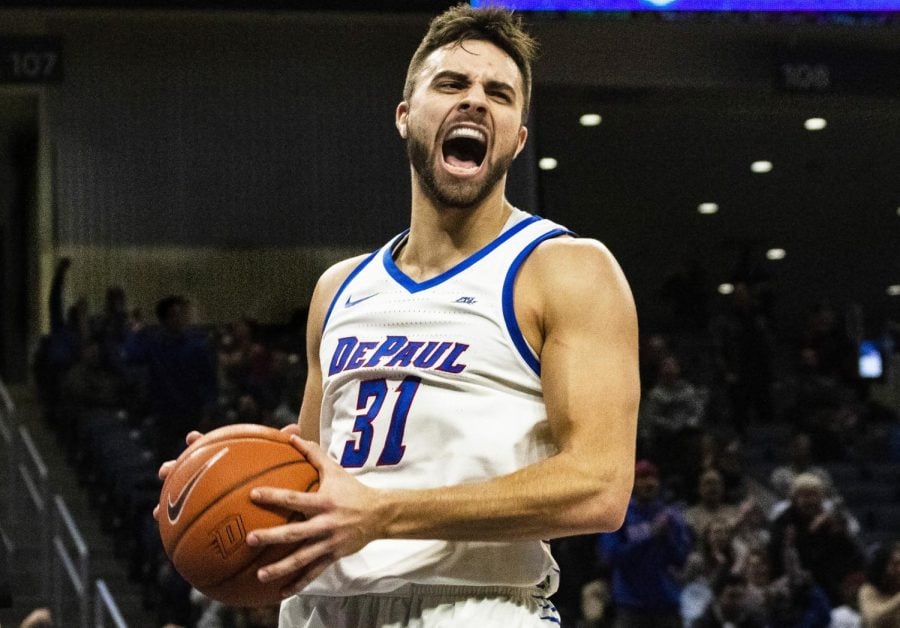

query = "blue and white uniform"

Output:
[[281, 210, 571, 627]]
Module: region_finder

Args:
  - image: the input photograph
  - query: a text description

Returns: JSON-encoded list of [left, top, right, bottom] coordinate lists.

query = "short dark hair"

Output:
[[155, 295, 187, 324], [404, 3, 538, 122]]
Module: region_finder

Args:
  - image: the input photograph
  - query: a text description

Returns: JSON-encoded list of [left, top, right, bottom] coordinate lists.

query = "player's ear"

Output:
[[513, 125, 528, 159], [396, 101, 409, 139]]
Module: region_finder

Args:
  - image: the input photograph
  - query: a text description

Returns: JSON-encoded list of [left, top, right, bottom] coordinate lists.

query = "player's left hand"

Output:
[[246, 435, 385, 596]]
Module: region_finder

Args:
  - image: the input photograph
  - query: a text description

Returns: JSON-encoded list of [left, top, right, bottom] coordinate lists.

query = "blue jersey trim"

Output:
[[502, 228, 572, 376], [321, 247, 382, 331], [383, 215, 543, 294]]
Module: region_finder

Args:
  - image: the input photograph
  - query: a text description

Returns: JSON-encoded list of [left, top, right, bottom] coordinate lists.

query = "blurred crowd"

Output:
[[551, 262, 900, 627], [31, 259, 306, 626], [29, 258, 900, 627]]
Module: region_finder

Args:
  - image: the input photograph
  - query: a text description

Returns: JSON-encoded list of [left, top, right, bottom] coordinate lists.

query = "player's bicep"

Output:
[[539, 241, 639, 482]]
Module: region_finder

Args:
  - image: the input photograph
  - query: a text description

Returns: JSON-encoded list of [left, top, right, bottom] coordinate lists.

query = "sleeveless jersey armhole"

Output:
[[321, 247, 383, 331], [501, 228, 573, 376]]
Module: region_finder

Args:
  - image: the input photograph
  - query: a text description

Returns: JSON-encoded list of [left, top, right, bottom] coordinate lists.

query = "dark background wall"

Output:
[[0, 10, 541, 340], [0, 6, 897, 380]]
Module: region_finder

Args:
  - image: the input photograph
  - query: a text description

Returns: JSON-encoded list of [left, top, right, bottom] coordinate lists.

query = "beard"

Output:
[[406, 129, 515, 209]]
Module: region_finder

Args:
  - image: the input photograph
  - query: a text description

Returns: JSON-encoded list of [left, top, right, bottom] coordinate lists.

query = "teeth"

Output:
[[446, 127, 486, 143]]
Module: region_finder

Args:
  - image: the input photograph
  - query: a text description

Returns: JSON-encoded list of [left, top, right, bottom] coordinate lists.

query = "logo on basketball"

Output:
[[166, 447, 230, 524], [210, 514, 246, 559], [157, 424, 320, 606]]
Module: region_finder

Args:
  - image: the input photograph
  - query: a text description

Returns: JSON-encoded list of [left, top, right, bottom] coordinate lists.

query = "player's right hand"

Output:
[[152, 430, 205, 521]]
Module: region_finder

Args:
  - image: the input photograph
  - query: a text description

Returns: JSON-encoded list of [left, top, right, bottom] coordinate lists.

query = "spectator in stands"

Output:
[[830, 570, 864, 628], [798, 302, 858, 387], [89, 285, 130, 369], [769, 431, 834, 504], [785, 346, 859, 464], [218, 317, 272, 399], [59, 339, 126, 412], [767, 433, 863, 536], [731, 497, 770, 553], [741, 546, 772, 610], [691, 516, 748, 584], [716, 436, 752, 505], [578, 578, 613, 628], [684, 469, 740, 540], [857, 540, 900, 628], [123, 295, 218, 463], [764, 535, 832, 628], [768, 472, 864, 607], [33, 257, 88, 423], [710, 281, 776, 432], [266, 346, 305, 428], [680, 515, 752, 626], [690, 573, 766, 628], [598, 460, 692, 628], [739, 540, 833, 628], [640, 354, 708, 500]]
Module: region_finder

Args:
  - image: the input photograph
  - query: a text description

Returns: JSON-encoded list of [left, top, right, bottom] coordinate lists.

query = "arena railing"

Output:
[[94, 579, 128, 628], [51, 494, 90, 628], [0, 378, 14, 419], [0, 379, 16, 556], [18, 424, 51, 599]]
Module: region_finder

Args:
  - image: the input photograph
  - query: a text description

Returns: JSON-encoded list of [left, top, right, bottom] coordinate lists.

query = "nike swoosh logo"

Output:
[[345, 293, 379, 307], [166, 447, 229, 524]]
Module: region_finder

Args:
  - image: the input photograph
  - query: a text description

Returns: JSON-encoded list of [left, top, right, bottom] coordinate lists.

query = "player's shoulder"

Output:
[[524, 234, 623, 283], [308, 253, 373, 323], [518, 234, 635, 322], [317, 253, 372, 292]]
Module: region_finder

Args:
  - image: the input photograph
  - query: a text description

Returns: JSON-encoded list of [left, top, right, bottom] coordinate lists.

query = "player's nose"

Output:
[[457, 84, 488, 115]]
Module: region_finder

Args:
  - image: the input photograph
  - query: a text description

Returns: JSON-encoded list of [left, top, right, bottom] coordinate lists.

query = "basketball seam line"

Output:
[[169, 440, 305, 537], [171, 456, 314, 570]]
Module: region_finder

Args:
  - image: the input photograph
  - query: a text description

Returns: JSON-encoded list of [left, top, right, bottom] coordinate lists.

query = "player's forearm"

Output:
[[373, 451, 631, 542]]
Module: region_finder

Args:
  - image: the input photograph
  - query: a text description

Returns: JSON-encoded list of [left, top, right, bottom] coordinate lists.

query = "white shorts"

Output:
[[278, 584, 561, 628]]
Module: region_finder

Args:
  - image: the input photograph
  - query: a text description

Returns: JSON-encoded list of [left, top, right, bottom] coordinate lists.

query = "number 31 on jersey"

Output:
[[340, 376, 421, 467]]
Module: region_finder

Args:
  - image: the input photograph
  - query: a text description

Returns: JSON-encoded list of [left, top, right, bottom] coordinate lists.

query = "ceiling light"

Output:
[[538, 157, 558, 171], [579, 113, 602, 127], [751, 160, 773, 173], [698, 202, 719, 215], [804, 117, 827, 131], [766, 248, 786, 260], [718, 283, 735, 295], [888, 285, 900, 297]]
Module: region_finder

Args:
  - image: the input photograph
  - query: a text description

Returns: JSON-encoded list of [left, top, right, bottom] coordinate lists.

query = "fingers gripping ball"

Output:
[[158, 424, 318, 606]]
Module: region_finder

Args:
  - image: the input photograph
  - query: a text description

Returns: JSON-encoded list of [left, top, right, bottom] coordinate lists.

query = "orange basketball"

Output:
[[158, 423, 318, 607]]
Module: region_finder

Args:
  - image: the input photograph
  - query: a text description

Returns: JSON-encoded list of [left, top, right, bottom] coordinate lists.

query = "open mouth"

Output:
[[442, 127, 487, 173]]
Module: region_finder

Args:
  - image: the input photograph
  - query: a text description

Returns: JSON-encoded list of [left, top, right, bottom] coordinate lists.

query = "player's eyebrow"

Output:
[[430, 70, 517, 100], [431, 70, 471, 86]]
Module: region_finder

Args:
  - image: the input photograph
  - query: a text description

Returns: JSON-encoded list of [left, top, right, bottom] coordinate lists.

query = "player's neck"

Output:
[[398, 184, 513, 282]]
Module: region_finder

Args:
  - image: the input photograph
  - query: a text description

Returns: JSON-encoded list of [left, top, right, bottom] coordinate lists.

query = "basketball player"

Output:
[[161, 4, 639, 626]]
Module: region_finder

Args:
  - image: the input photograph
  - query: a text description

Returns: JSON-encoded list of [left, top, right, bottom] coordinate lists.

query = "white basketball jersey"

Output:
[[304, 210, 571, 596]]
